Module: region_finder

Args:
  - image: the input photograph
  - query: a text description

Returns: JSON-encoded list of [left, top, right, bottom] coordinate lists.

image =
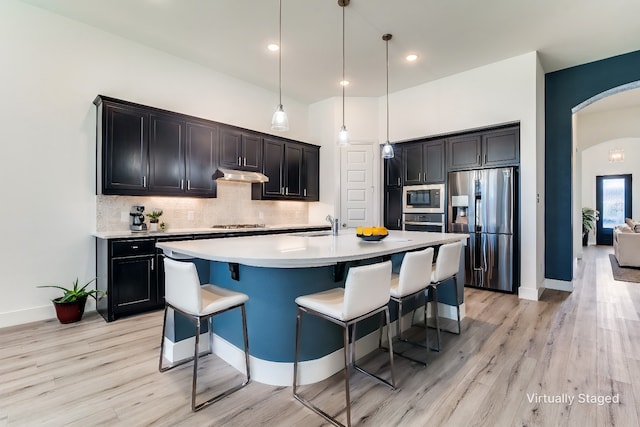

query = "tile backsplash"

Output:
[[96, 181, 310, 232]]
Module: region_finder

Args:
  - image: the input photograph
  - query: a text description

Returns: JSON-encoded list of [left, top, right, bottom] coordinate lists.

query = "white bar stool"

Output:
[[159, 257, 251, 412], [293, 261, 395, 427], [381, 247, 434, 365], [428, 241, 463, 352]]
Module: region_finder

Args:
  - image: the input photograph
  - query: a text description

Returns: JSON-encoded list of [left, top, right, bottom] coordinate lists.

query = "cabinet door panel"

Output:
[[219, 128, 242, 168], [186, 122, 218, 196], [448, 134, 481, 170], [384, 187, 403, 230], [424, 140, 445, 183], [149, 114, 185, 194], [111, 256, 157, 313], [302, 146, 319, 200], [262, 138, 285, 196], [284, 144, 303, 197], [242, 133, 262, 171], [404, 143, 423, 185], [482, 128, 520, 167], [384, 146, 403, 187], [104, 105, 148, 192]]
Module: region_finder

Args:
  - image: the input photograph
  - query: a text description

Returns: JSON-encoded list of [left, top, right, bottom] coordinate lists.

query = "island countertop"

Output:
[[156, 229, 468, 268]]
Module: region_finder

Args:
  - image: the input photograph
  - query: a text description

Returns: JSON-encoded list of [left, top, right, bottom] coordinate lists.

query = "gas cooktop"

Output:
[[210, 224, 266, 229]]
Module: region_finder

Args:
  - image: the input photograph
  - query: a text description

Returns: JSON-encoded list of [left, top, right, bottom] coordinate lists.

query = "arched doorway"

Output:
[[545, 50, 640, 283], [571, 83, 640, 257]]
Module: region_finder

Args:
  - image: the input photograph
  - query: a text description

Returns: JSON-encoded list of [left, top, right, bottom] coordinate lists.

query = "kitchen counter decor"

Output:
[[356, 226, 389, 241]]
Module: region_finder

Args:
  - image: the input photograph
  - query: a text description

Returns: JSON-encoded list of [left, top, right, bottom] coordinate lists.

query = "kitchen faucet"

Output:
[[326, 214, 339, 235]]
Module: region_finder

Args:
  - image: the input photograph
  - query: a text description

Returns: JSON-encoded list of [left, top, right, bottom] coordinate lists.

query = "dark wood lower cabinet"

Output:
[[97, 238, 161, 322], [384, 187, 403, 230], [110, 255, 157, 315], [96, 227, 330, 322]]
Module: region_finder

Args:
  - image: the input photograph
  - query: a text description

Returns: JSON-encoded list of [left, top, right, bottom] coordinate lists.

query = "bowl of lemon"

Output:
[[356, 226, 389, 241]]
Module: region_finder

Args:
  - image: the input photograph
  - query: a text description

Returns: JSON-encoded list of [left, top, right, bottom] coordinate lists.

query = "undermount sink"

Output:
[[291, 231, 334, 237]]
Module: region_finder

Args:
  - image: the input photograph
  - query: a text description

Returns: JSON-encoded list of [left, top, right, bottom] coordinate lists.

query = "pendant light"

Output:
[[271, 0, 289, 131], [337, 0, 350, 146], [381, 33, 394, 159]]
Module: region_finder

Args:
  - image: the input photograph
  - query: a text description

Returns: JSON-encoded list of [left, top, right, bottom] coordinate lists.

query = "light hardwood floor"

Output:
[[1, 246, 638, 426]]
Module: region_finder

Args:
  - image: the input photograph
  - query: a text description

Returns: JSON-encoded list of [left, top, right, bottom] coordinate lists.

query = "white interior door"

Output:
[[340, 144, 374, 229]]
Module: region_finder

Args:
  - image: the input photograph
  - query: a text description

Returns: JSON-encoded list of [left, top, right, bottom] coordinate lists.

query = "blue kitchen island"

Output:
[[156, 230, 467, 386]]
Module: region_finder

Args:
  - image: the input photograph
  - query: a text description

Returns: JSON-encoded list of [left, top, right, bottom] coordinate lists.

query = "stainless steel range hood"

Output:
[[212, 168, 269, 183]]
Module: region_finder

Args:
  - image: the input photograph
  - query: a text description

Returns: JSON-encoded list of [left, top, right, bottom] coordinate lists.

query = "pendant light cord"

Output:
[[385, 34, 391, 143], [278, 0, 283, 106], [342, 4, 345, 126]]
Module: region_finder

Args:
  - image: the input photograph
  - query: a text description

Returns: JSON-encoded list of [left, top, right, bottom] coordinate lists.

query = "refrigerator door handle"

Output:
[[473, 233, 483, 287]]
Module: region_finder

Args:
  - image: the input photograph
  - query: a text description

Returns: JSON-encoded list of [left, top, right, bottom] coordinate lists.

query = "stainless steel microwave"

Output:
[[403, 184, 445, 213]]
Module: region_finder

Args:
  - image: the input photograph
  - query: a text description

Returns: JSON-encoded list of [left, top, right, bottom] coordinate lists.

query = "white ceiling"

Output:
[[17, 0, 640, 104]]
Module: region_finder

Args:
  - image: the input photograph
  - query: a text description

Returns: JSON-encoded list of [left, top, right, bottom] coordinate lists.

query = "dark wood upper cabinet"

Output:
[[403, 139, 445, 184], [482, 127, 520, 167], [185, 121, 219, 196], [261, 138, 285, 197], [148, 113, 185, 194], [95, 96, 317, 200], [98, 100, 149, 194], [404, 143, 423, 185], [448, 134, 482, 170], [448, 126, 519, 170], [384, 145, 403, 187], [253, 137, 319, 201], [284, 143, 303, 197], [302, 146, 319, 200], [423, 140, 445, 183], [219, 127, 262, 172]]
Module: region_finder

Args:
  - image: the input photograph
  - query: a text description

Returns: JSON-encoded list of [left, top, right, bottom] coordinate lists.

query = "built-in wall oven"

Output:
[[402, 184, 445, 232]]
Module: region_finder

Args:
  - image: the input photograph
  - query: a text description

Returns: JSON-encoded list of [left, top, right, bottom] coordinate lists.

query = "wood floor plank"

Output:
[[1, 246, 637, 426]]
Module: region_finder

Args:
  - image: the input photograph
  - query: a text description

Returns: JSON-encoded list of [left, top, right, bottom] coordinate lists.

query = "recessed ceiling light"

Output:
[[268, 44, 279, 52], [340, 80, 350, 86], [406, 54, 418, 62]]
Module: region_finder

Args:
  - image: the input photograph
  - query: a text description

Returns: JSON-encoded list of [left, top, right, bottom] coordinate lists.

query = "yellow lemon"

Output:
[[356, 226, 363, 236], [363, 227, 373, 236], [379, 226, 389, 236], [372, 227, 380, 236]]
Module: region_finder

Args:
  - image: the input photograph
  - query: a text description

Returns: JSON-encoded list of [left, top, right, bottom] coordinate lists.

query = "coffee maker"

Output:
[[129, 205, 147, 231]]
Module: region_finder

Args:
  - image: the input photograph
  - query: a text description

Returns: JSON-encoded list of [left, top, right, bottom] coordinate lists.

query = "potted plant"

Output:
[[38, 278, 104, 324], [146, 209, 163, 231], [582, 207, 599, 246]]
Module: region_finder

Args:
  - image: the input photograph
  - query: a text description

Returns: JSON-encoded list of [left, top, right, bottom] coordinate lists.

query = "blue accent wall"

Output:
[[545, 49, 640, 281]]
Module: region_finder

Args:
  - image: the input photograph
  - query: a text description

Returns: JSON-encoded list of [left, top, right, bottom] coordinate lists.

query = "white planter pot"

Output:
[[149, 223, 158, 232]]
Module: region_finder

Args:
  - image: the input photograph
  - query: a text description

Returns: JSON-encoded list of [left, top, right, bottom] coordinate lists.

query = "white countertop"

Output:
[[92, 223, 329, 240], [156, 230, 469, 268]]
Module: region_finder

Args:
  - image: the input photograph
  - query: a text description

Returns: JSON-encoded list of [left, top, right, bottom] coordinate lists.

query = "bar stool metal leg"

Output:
[[294, 306, 396, 427], [343, 324, 351, 427], [381, 292, 431, 366]]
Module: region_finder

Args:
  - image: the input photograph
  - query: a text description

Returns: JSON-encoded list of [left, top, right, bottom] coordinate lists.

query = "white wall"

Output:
[[0, 0, 310, 327], [378, 52, 544, 299], [578, 105, 640, 150]]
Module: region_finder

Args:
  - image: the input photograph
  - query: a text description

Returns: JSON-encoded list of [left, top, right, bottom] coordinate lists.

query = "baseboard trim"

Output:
[[518, 285, 544, 301], [543, 278, 574, 292], [0, 300, 99, 329]]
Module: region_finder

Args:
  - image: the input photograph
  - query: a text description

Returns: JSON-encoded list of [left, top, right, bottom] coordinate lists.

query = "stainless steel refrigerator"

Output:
[[448, 167, 518, 293]]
